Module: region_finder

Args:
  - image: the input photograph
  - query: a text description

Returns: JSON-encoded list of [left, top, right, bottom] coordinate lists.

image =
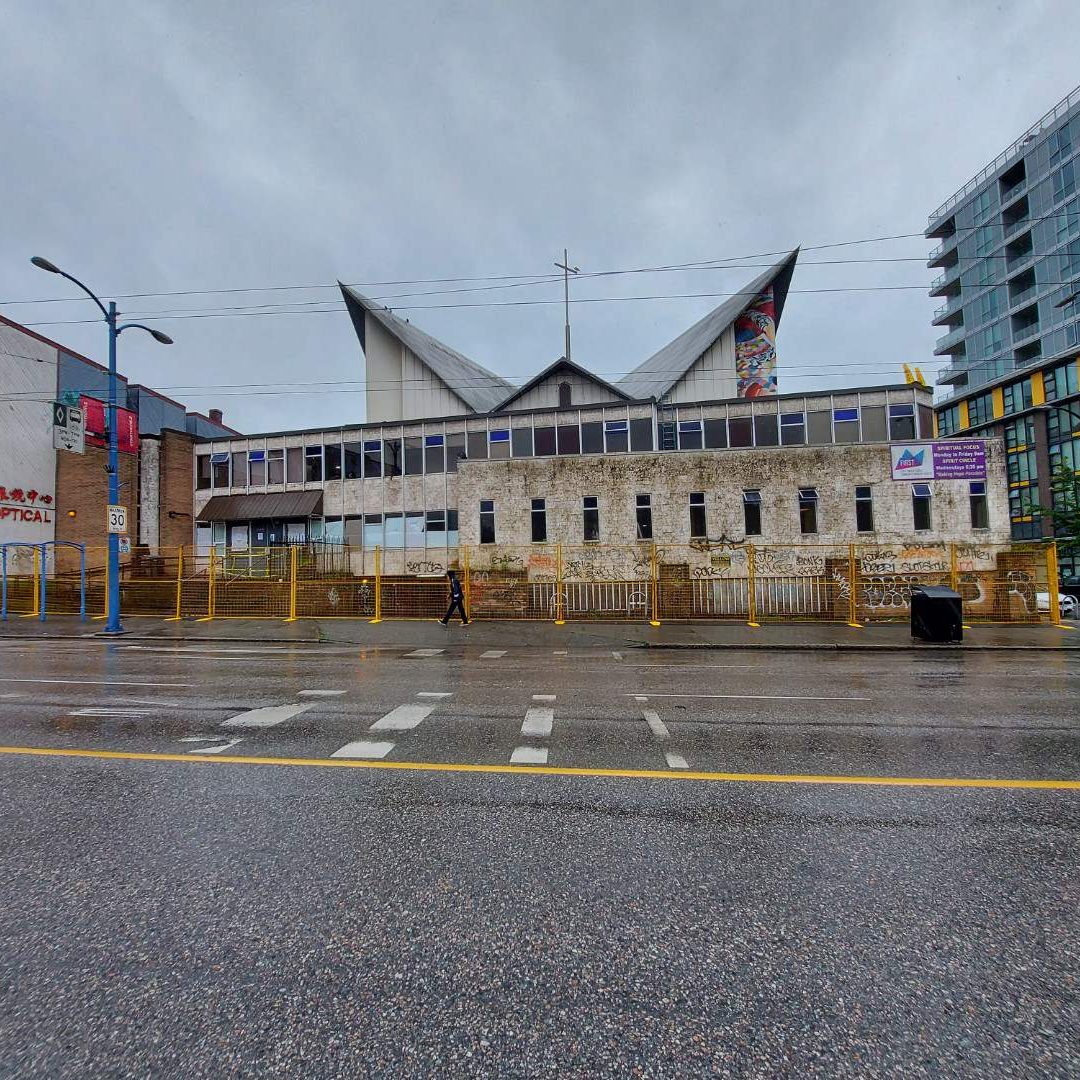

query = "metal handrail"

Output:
[[929, 83, 1080, 227]]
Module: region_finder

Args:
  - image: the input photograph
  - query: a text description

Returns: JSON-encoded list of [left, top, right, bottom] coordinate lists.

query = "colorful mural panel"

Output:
[[734, 287, 777, 397]]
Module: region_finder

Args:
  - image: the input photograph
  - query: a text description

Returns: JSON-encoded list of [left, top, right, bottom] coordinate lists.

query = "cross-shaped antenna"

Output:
[[554, 248, 580, 362]]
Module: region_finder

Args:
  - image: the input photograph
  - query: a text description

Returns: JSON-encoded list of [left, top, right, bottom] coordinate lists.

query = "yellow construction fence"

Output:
[[0, 541, 1068, 626]]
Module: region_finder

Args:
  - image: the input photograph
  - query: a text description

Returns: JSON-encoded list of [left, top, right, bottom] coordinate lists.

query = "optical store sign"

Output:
[[890, 441, 986, 481], [0, 484, 54, 523]]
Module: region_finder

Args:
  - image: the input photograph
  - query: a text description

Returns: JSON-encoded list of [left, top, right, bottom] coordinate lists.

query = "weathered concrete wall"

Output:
[[139, 437, 161, 547], [455, 441, 1010, 547]]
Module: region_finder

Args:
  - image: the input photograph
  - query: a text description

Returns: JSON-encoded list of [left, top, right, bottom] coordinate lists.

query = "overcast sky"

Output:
[[2, 0, 1078, 433]]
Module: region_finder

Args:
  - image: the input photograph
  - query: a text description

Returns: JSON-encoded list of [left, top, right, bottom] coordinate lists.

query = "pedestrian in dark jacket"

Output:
[[440, 569, 469, 625]]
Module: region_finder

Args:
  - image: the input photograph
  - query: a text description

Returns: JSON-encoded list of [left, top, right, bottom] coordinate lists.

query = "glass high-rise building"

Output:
[[928, 85, 1080, 396]]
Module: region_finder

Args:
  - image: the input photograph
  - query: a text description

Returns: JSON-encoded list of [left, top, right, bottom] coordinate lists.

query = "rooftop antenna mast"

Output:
[[554, 248, 580, 362]]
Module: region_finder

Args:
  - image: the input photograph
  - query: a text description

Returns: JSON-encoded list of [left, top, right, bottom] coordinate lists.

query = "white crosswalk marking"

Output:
[[531, 694, 556, 702], [298, 690, 346, 697], [521, 707, 553, 738], [643, 710, 670, 740], [369, 704, 435, 731], [405, 648, 444, 658], [331, 740, 395, 759], [480, 650, 507, 659], [222, 703, 314, 729], [510, 746, 549, 765]]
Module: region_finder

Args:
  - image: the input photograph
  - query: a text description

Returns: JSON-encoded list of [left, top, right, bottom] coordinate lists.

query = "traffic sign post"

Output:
[[107, 505, 128, 535], [52, 402, 85, 454]]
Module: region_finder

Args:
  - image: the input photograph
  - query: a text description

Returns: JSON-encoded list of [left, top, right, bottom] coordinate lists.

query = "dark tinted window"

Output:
[[196, 455, 211, 490], [512, 428, 533, 458], [605, 422, 628, 453], [324, 443, 342, 480], [286, 447, 303, 483], [446, 434, 466, 473], [557, 424, 580, 454], [424, 436, 444, 474], [466, 432, 488, 460], [581, 422, 604, 454], [861, 405, 887, 442], [404, 437, 423, 475], [729, 417, 753, 447], [344, 442, 362, 480], [754, 414, 779, 446], [704, 419, 727, 449], [383, 439, 402, 477], [363, 440, 381, 478], [231, 451, 247, 488], [629, 418, 653, 451], [806, 410, 832, 444], [678, 422, 703, 450], [534, 426, 556, 456]]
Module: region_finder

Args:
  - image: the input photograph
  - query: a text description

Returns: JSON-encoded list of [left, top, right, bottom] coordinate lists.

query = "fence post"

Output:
[[746, 544, 760, 627], [79, 544, 86, 622], [200, 548, 216, 621], [1046, 542, 1066, 627], [554, 543, 565, 625], [285, 544, 299, 622], [1, 547, 7, 621], [649, 543, 661, 626], [462, 545, 471, 617], [847, 544, 862, 627], [949, 543, 959, 593], [23, 545, 41, 620], [38, 544, 47, 622], [370, 546, 382, 623], [166, 546, 184, 621]]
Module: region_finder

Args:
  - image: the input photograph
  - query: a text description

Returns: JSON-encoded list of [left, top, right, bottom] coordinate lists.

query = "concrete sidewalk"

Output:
[[1, 615, 1076, 650]]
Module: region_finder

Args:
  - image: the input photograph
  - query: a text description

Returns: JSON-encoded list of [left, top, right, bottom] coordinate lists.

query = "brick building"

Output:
[[0, 313, 235, 572]]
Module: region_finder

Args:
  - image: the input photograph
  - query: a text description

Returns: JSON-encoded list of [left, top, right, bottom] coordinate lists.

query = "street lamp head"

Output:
[[149, 329, 174, 345], [31, 256, 62, 274]]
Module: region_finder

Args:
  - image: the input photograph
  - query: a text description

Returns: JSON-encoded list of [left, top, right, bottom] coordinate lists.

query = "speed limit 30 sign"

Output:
[[107, 505, 128, 535]]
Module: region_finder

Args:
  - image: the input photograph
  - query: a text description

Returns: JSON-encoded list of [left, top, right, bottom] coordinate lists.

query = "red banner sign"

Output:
[[80, 396, 140, 454]]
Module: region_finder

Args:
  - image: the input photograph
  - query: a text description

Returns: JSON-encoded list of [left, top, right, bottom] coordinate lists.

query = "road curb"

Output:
[[626, 641, 1080, 652]]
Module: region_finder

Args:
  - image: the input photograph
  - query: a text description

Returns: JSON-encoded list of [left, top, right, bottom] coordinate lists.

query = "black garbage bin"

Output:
[[910, 585, 963, 643]]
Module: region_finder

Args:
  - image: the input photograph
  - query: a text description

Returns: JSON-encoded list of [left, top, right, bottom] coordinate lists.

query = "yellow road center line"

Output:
[[0, 745, 1078, 789]]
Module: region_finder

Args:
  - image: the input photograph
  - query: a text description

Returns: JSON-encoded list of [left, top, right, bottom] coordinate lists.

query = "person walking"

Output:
[[440, 569, 469, 626]]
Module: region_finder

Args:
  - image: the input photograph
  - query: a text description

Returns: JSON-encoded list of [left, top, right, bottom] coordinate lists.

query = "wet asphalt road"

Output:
[[0, 639, 1078, 1078]]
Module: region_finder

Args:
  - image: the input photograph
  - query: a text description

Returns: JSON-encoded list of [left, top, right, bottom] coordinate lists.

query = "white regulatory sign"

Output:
[[52, 402, 86, 455], [107, 505, 128, 535]]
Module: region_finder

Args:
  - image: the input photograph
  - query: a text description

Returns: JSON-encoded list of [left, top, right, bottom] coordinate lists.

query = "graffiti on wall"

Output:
[[858, 546, 950, 576], [735, 286, 778, 398]]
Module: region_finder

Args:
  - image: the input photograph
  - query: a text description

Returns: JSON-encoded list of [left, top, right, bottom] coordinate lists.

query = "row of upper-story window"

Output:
[[478, 483, 989, 543], [936, 358, 1080, 435], [195, 404, 931, 489]]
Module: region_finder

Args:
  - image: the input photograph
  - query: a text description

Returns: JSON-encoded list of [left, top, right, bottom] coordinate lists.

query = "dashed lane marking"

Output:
[[404, 648, 445, 658], [222, 703, 314, 729], [664, 752, 689, 770], [532, 694, 556, 702], [71, 708, 147, 718], [417, 692, 452, 698], [480, 650, 507, 659], [611, 651, 623, 660], [628, 693, 873, 702], [298, 690, 346, 697], [3, 745, 1080, 789], [331, 740, 396, 760], [369, 704, 436, 732], [510, 746, 549, 765], [643, 710, 670, 740], [521, 707, 554, 738]]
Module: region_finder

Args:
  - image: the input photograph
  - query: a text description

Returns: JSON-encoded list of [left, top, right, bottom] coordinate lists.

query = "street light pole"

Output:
[[31, 257, 173, 635]]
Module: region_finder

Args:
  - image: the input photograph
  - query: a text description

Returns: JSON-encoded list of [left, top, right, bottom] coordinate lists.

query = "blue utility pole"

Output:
[[31, 257, 173, 635]]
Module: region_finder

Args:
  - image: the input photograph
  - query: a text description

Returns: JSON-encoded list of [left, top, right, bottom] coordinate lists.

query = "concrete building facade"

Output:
[[193, 383, 1007, 568]]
